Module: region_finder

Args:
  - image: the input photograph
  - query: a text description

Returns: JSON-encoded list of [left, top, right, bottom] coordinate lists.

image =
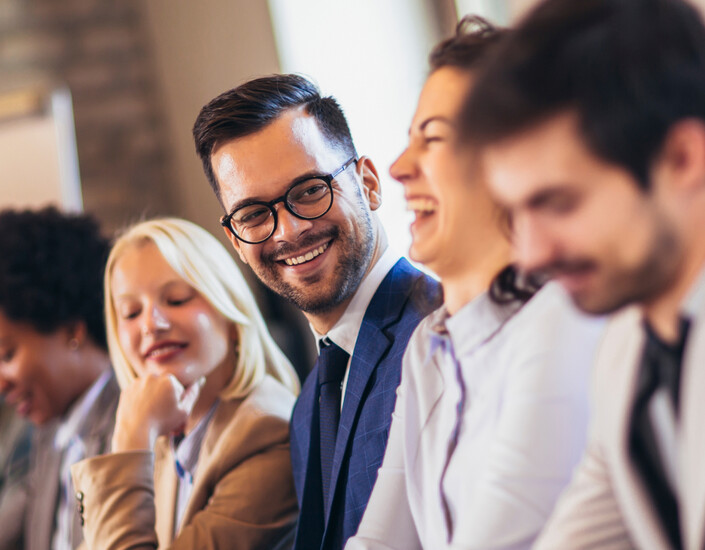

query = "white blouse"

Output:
[[346, 282, 605, 550]]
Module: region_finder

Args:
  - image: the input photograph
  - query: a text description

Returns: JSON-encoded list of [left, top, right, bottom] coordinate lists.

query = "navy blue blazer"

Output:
[[290, 258, 441, 550]]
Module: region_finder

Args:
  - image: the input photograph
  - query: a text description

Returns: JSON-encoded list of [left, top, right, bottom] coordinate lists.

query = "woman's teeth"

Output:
[[406, 197, 437, 215], [284, 243, 328, 266]]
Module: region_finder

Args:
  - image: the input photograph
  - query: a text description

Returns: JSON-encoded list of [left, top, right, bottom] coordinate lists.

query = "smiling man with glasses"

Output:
[[193, 74, 440, 550], [221, 156, 356, 246]]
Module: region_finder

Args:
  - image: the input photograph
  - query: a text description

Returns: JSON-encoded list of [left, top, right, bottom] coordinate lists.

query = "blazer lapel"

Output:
[[608, 310, 671, 549], [26, 424, 61, 550], [178, 398, 245, 527], [26, 375, 118, 550], [325, 323, 391, 523], [680, 314, 705, 550], [323, 259, 414, 524], [292, 376, 317, 501]]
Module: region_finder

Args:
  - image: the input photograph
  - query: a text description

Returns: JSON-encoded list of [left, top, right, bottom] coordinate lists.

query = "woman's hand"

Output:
[[112, 374, 205, 452]]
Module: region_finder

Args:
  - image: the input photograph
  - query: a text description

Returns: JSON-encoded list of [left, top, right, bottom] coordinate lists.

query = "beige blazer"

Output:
[[535, 301, 705, 550], [71, 375, 298, 550]]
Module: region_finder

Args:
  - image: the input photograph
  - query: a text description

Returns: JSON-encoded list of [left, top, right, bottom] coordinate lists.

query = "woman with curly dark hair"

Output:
[[0, 206, 119, 550]]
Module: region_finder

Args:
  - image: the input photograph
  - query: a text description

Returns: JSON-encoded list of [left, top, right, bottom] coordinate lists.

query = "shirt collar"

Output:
[[54, 370, 111, 451], [310, 245, 401, 355], [172, 400, 219, 482], [431, 289, 522, 359], [682, 264, 705, 321]]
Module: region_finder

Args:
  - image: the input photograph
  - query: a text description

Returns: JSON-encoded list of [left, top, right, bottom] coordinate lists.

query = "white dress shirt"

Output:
[[347, 282, 605, 550], [171, 400, 219, 533], [311, 245, 401, 408]]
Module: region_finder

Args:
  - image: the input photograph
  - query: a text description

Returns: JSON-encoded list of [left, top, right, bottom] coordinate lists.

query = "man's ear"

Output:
[[222, 226, 248, 265], [655, 119, 705, 196], [356, 156, 382, 211]]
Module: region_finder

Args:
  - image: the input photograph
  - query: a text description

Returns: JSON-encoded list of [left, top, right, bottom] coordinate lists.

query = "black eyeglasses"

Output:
[[221, 156, 357, 244]]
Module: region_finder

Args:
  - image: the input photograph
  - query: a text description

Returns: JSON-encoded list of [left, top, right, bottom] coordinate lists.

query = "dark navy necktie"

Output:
[[629, 318, 690, 550], [317, 339, 349, 512]]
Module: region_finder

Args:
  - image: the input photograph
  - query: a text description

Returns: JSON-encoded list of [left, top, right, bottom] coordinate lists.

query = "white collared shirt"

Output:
[[171, 400, 219, 534], [682, 264, 705, 320], [348, 283, 605, 549], [310, 245, 401, 409]]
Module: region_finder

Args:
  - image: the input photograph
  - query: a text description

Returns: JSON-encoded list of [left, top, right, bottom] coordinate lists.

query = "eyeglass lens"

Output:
[[232, 177, 332, 243]]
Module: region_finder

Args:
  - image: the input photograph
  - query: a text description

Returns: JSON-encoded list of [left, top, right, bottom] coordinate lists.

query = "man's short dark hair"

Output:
[[193, 74, 357, 203], [429, 15, 504, 73], [460, 0, 705, 188], [0, 206, 110, 349]]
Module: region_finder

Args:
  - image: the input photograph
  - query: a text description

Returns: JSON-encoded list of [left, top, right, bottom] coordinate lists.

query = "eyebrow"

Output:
[[526, 186, 577, 209], [226, 168, 334, 215], [113, 279, 192, 301], [411, 115, 456, 135]]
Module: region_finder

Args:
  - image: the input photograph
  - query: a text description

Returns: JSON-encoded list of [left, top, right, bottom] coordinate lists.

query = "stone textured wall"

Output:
[[0, 0, 174, 233]]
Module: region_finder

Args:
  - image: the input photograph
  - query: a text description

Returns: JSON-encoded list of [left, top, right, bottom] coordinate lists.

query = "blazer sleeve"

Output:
[[345, 352, 422, 550], [533, 440, 636, 550], [0, 476, 27, 550], [71, 400, 297, 550], [0, 410, 32, 550], [534, 311, 639, 550]]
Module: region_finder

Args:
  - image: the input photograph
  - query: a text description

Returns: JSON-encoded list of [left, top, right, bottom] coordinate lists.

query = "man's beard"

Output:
[[253, 215, 374, 314], [534, 223, 681, 316]]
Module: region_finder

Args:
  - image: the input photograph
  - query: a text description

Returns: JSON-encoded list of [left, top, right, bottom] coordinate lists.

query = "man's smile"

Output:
[[281, 242, 330, 266]]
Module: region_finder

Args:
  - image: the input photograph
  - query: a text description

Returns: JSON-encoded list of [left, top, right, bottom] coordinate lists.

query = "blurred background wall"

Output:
[[0, 0, 175, 229], [0, 0, 456, 375], [3, 0, 705, 373]]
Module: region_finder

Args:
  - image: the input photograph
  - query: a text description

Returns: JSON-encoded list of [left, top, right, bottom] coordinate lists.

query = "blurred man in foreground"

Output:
[[462, 0, 705, 548]]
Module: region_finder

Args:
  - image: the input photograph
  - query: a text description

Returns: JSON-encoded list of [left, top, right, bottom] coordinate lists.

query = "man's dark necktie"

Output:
[[317, 339, 349, 513], [629, 319, 690, 550]]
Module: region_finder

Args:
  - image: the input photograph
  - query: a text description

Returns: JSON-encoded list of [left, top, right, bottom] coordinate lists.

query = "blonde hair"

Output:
[[104, 217, 300, 398]]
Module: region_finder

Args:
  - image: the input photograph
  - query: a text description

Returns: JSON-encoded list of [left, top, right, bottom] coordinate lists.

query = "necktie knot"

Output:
[[318, 340, 349, 386], [640, 318, 690, 411]]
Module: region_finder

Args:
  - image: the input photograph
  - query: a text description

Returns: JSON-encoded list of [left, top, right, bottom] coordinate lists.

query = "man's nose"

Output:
[[512, 214, 558, 274], [271, 204, 315, 243]]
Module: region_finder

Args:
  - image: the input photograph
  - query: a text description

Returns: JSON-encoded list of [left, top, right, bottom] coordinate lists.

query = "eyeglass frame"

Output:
[[220, 156, 358, 244]]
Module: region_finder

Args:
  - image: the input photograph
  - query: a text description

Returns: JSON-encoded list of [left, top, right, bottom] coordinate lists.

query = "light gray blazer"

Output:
[[536, 293, 705, 549], [0, 374, 119, 550]]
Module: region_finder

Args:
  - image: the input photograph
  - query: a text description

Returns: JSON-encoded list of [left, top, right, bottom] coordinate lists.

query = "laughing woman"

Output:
[[346, 18, 604, 550], [71, 218, 300, 549]]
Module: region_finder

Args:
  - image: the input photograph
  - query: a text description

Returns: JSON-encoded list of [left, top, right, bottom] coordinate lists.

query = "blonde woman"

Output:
[[71, 218, 300, 549]]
